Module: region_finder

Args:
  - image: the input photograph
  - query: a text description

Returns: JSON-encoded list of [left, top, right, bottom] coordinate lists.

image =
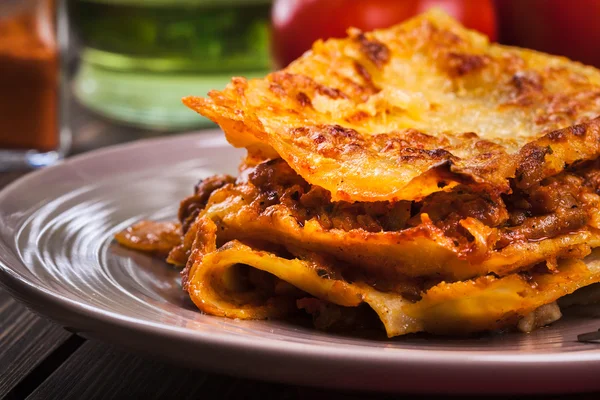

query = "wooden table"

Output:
[[1, 102, 599, 400]]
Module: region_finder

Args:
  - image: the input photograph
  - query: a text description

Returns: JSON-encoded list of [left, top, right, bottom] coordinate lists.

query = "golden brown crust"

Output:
[[515, 119, 600, 189], [184, 10, 600, 202]]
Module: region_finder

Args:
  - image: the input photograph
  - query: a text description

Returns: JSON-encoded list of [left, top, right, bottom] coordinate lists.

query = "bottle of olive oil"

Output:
[[68, 0, 272, 130]]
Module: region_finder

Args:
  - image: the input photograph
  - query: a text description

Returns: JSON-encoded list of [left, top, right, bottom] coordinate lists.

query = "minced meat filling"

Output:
[[178, 157, 600, 250]]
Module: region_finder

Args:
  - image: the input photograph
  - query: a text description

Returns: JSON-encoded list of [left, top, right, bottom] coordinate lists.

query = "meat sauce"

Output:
[[176, 158, 598, 252]]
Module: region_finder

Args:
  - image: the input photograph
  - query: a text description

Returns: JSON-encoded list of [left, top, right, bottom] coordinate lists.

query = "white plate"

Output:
[[1, 131, 600, 394]]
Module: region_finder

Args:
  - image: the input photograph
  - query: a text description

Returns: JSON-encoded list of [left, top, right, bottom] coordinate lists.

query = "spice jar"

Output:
[[0, 0, 69, 170]]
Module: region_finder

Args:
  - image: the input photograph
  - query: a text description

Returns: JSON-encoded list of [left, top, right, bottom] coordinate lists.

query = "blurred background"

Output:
[[1, 0, 599, 170]]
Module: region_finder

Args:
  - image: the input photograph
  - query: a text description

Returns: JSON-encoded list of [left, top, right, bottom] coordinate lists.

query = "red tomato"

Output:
[[416, 0, 496, 41], [496, 0, 600, 68], [271, 0, 497, 68]]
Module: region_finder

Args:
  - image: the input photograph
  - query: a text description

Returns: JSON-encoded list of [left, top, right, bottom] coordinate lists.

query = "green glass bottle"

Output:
[[69, 0, 272, 130]]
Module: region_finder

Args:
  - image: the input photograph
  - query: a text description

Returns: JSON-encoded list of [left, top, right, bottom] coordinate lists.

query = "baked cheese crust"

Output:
[[185, 10, 600, 202]]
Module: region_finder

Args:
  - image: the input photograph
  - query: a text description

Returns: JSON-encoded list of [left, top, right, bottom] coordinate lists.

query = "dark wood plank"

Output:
[[26, 340, 394, 400], [23, 339, 600, 400], [0, 171, 28, 190], [0, 290, 73, 398], [26, 341, 291, 400], [69, 100, 185, 156]]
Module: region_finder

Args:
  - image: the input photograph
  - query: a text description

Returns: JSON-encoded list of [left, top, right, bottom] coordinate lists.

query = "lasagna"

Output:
[[116, 10, 600, 337]]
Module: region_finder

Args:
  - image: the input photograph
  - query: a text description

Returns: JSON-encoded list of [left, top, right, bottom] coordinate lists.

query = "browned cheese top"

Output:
[[184, 9, 600, 202]]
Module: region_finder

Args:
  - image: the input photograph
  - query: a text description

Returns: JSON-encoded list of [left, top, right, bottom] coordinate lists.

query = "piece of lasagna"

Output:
[[117, 10, 600, 337]]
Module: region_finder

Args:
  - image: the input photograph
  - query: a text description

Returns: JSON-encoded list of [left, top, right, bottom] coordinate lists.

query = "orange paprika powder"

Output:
[[0, 0, 58, 152]]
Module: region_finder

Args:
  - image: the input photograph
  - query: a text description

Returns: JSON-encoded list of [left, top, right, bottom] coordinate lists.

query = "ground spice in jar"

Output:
[[0, 0, 58, 152]]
